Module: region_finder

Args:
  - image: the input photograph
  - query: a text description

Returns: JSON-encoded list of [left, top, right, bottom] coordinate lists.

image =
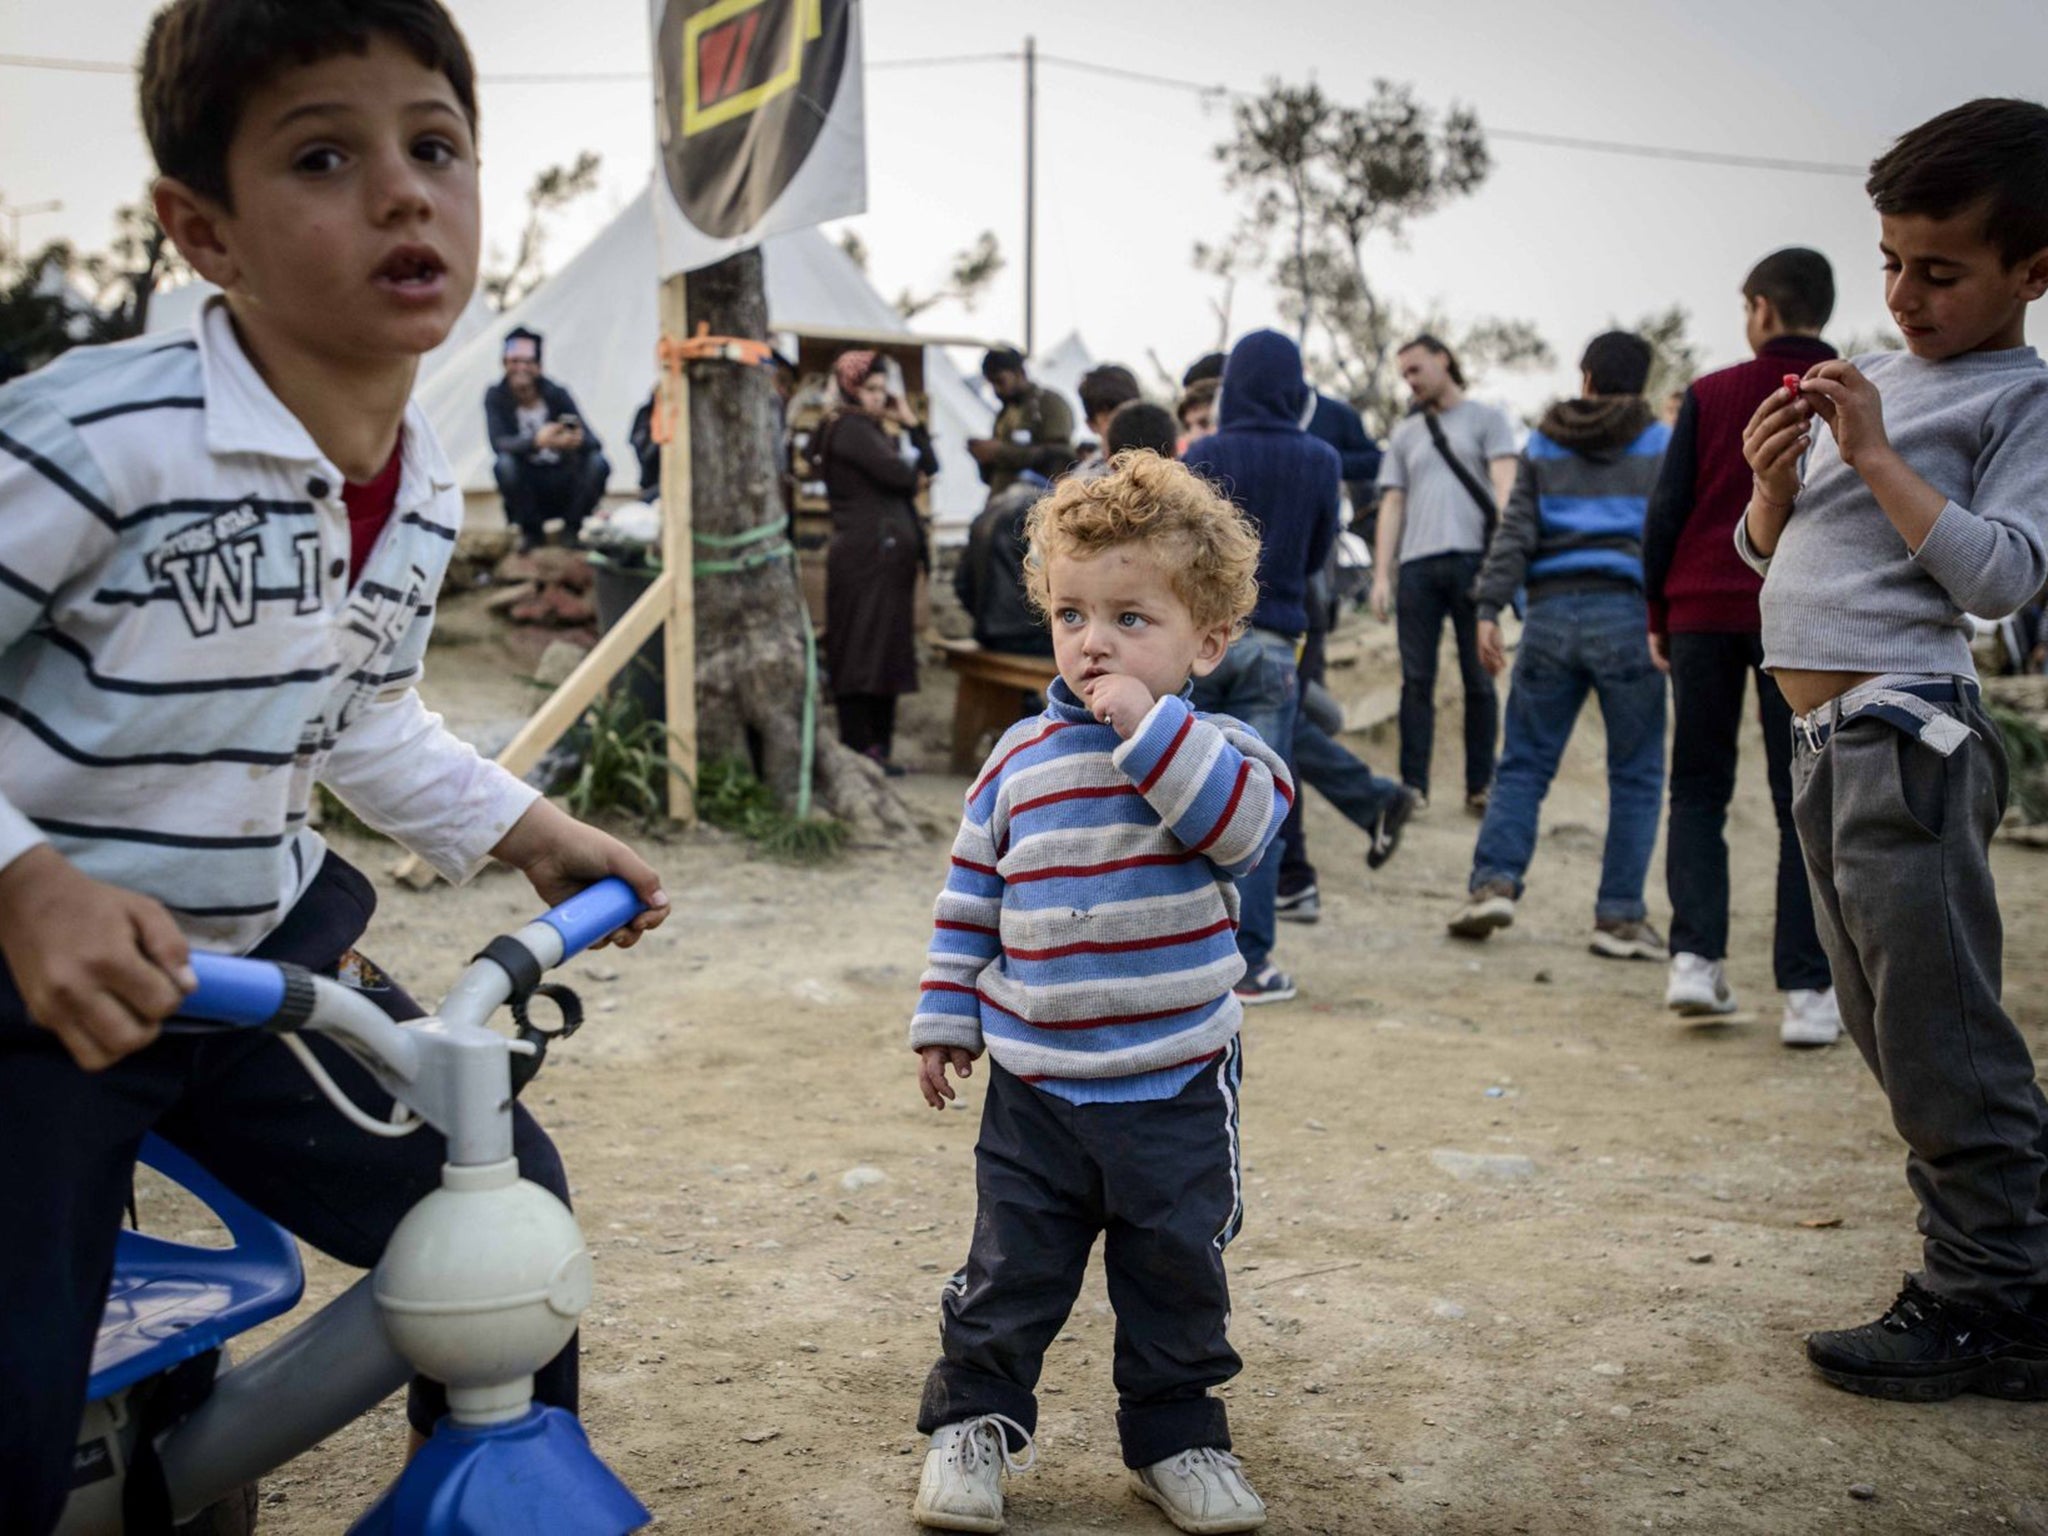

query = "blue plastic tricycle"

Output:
[[55, 880, 655, 1535]]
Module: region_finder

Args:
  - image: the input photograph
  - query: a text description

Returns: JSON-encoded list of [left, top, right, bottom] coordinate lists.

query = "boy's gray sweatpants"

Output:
[[1790, 686, 2048, 1312]]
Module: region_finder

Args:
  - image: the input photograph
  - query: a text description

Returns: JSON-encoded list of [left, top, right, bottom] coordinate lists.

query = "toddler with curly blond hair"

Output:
[[906, 451, 1287, 1534]]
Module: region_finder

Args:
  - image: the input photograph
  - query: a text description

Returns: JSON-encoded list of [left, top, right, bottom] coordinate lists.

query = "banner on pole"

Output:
[[648, 0, 867, 276]]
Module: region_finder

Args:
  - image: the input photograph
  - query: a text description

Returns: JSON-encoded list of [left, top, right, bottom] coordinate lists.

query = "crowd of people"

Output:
[[904, 93, 2048, 1531], [1, 1, 2045, 1531], [932, 274, 1855, 1046]]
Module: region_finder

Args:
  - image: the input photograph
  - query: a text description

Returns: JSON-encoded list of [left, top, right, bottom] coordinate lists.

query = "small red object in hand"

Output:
[[1783, 373, 1803, 396]]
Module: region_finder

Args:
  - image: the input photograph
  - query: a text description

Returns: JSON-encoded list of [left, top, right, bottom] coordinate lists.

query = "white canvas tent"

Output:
[[416, 186, 992, 528], [144, 186, 995, 527]]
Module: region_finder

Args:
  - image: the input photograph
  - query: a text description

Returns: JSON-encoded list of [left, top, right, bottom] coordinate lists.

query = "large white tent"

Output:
[[414, 186, 995, 528], [146, 185, 998, 528]]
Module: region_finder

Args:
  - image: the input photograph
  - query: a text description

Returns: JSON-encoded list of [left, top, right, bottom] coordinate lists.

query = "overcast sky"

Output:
[[5, 0, 2046, 415]]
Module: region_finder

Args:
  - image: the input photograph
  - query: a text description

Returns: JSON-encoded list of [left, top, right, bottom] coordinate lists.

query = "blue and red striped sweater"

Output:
[[909, 677, 1293, 1104]]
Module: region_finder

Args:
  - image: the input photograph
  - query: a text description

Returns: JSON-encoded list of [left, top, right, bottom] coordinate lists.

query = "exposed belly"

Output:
[[1770, 667, 1880, 716]]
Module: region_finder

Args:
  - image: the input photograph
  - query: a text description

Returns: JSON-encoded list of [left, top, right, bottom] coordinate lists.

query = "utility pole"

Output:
[[1022, 35, 1036, 359], [1, 198, 61, 259]]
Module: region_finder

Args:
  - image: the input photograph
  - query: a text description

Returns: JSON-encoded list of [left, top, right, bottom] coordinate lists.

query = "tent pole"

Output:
[[1023, 34, 1036, 359], [659, 271, 698, 825]]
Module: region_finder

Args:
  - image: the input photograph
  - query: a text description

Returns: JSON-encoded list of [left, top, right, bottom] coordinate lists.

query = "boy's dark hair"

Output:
[[1105, 400, 1179, 460], [1866, 97, 2048, 267], [1743, 247, 1835, 333], [1181, 352, 1226, 388], [1078, 364, 1141, 424], [1397, 333, 1466, 390], [140, 0, 479, 209], [981, 346, 1026, 381], [1580, 330, 1654, 396]]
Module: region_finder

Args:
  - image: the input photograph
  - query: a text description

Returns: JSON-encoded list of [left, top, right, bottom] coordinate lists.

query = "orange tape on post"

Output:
[[651, 324, 775, 446]]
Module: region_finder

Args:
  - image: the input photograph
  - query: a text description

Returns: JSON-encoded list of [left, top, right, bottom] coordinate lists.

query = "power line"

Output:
[[0, 46, 1869, 176], [0, 52, 127, 75], [1033, 51, 1866, 177]]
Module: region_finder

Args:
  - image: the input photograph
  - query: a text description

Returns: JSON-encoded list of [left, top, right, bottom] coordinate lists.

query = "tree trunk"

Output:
[[683, 247, 921, 841]]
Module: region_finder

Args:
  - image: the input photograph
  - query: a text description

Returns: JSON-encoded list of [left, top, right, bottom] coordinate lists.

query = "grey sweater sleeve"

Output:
[[1473, 453, 1540, 621], [1907, 382, 2048, 619]]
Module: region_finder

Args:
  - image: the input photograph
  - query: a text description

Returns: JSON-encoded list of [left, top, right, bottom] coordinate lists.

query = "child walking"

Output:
[[1741, 97, 2048, 1398], [907, 452, 1289, 1533]]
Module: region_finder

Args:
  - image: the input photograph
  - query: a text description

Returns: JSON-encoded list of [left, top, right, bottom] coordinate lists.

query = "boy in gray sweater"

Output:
[[1739, 97, 2048, 1400]]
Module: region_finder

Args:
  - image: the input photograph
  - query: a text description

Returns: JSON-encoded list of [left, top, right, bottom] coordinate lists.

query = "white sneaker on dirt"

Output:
[[1666, 953, 1737, 1017], [1780, 987, 1843, 1048], [913, 1415, 1035, 1533], [1130, 1446, 1268, 1533]]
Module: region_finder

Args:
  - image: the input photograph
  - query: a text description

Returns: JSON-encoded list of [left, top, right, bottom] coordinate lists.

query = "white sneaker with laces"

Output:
[[913, 1415, 1035, 1533], [1666, 953, 1737, 1017], [1780, 987, 1843, 1048], [1130, 1446, 1267, 1533]]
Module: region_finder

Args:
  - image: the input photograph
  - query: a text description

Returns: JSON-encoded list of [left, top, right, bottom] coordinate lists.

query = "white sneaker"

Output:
[[1666, 953, 1737, 1017], [1130, 1447, 1268, 1533], [1780, 987, 1843, 1048], [913, 1416, 1034, 1532]]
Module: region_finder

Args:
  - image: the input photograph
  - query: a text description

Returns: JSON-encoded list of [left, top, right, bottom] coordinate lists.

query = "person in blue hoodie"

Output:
[[1183, 331, 1341, 1004], [1448, 331, 1672, 960]]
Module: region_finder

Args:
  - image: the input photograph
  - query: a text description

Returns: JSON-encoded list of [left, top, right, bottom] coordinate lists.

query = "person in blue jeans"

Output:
[[1448, 332, 1671, 959], [1184, 329, 1341, 1003]]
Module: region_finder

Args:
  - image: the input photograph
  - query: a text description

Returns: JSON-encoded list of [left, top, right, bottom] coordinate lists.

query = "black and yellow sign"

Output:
[[651, 0, 862, 261]]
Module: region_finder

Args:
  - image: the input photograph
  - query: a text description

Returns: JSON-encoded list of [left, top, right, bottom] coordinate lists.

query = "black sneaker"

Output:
[[1275, 882, 1321, 924], [1805, 1276, 2048, 1402], [1366, 787, 1418, 871]]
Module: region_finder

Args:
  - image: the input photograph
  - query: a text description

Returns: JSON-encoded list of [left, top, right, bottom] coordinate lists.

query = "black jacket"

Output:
[[955, 476, 1054, 656], [485, 376, 605, 461]]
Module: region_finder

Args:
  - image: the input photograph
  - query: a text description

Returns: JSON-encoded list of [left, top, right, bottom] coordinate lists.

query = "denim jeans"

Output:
[[1395, 551, 1498, 798], [1293, 715, 1402, 841], [1665, 631, 1830, 990], [1277, 632, 1401, 893], [1191, 628, 1299, 971], [1469, 590, 1666, 922], [494, 448, 611, 548]]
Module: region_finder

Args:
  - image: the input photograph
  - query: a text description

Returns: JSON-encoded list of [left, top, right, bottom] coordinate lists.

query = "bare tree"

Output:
[[836, 228, 870, 272], [1211, 77, 1541, 435], [77, 196, 189, 337], [1, 194, 190, 370], [894, 230, 1004, 322], [1191, 230, 1261, 354], [483, 152, 602, 311], [1214, 80, 1332, 343]]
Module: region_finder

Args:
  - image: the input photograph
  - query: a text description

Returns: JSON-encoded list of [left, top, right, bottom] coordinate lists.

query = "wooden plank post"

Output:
[[659, 272, 698, 825]]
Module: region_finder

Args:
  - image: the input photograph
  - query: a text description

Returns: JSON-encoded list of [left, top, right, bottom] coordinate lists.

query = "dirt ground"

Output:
[[211, 600, 2048, 1535]]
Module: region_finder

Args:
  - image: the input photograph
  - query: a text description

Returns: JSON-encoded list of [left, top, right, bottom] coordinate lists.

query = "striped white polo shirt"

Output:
[[0, 298, 537, 954]]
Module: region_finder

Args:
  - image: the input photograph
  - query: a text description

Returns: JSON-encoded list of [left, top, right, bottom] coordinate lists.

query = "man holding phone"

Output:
[[485, 326, 611, 551]]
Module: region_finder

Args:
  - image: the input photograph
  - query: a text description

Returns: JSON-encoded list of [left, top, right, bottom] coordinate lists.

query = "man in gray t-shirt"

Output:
[[1370, 336, 1519, 809]]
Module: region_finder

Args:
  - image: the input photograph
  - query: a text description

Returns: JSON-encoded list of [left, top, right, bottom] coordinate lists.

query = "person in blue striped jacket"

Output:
[[1448, 332, 1673, 959], [905, 451, 1289, 1535]]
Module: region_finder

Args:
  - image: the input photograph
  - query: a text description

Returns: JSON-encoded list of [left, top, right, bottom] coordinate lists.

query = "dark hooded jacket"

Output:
[[1182, 330, 1342, 637], [1473, 396, 1669, 622]]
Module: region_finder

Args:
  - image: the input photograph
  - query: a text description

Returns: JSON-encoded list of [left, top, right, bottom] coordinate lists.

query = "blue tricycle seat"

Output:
[[88, 1135, 305, 1403]]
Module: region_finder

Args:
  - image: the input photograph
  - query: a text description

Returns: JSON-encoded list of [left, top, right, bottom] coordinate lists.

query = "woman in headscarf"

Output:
[[814, 349, 938, 772]]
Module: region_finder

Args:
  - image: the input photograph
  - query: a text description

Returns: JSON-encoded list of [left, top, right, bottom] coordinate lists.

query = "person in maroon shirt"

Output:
[[1643, 248, 1841, 1046]]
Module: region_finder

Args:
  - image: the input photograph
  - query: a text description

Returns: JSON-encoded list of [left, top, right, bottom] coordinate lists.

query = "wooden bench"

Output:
[[934, 637, 1060, 773]]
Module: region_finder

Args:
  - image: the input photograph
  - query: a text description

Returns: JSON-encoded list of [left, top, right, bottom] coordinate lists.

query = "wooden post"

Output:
[[659, 272, 698, 825]]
